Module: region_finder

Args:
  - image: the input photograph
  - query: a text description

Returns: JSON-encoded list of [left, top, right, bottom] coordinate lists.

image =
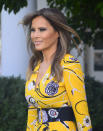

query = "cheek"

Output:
[[30, 33, 33, 40], [43, 32, 58, 43]]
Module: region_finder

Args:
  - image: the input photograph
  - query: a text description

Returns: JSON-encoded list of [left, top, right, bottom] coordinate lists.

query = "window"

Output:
[[94, 31, 103, 71], [94, 50, 103, 71]]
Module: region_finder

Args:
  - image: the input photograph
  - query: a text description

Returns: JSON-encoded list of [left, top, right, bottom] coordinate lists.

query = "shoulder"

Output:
[[60, 54, 80, 66], [61, 54, 84, 80]]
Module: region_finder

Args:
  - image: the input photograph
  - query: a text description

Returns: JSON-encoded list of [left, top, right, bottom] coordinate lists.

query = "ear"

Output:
[[56, 31, 59, 38]]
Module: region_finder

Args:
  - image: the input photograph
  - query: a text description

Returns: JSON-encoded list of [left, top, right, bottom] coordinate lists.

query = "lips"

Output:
[[34, 41, 42, 45]]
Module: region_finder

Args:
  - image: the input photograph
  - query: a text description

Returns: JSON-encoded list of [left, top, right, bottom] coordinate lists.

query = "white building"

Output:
[[0, 0, 103, 82]]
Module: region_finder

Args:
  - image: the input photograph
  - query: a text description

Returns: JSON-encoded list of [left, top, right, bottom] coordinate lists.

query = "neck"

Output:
[[42, 48, 57, 64]]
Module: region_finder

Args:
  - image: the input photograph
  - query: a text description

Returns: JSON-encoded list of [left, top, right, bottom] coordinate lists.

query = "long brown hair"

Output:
[[22, 8, 81, 81]]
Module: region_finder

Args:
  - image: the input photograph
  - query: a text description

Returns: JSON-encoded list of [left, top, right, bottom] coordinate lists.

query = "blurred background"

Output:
[[0, 0, 103, 131]]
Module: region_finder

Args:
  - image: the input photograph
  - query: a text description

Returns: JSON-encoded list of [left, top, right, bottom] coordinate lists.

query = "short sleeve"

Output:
[[62, 54, 92, 131]]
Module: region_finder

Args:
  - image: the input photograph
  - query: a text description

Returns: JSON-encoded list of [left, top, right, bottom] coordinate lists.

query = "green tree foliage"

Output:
[[47, 0, 103, 44], [0, 0, 28, 14]]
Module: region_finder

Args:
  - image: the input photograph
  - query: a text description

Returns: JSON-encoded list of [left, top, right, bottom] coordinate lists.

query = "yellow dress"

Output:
[[25, 54, 92, 131]]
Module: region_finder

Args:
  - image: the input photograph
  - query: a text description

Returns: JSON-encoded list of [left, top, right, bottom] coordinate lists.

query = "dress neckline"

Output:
[[34, 62, 51, 88]]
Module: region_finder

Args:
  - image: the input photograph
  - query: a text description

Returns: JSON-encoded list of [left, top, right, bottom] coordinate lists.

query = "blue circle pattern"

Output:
[[45, 81, 59, 96]]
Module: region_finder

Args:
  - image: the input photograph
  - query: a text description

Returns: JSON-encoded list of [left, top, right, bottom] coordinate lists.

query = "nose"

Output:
[[31, 30, 40, 39]]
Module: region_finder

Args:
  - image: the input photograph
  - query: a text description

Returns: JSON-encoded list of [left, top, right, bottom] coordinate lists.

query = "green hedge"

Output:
[[0, 77, 27, 131], [85, 76, 103, 131], [0, 76, 103, 131]]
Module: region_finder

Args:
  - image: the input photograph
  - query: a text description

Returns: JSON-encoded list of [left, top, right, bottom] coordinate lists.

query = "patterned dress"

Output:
[[25, 54, 92, 131]]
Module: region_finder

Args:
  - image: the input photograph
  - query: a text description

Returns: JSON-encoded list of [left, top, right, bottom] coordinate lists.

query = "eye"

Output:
[[30, 28, 35, 32], [39, 28, 47, 32]]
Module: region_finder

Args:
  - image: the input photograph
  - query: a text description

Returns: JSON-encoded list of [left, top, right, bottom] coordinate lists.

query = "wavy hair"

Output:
[[22, 8, 81, 81]]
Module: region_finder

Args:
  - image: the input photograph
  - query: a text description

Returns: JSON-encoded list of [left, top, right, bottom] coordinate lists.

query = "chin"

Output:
[[35, 46, 47, 52], [35, 47, 43, 51]]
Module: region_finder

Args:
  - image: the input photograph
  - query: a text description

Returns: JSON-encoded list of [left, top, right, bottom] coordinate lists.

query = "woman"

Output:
[[22, 8, 92, 131]]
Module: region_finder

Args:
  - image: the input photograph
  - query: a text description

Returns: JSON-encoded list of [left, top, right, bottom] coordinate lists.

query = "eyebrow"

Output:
[[31, 26, 47, 28]]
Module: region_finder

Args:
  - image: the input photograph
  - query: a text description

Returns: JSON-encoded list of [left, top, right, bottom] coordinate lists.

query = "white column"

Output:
[[84, 45, 94, 77], [37, 0, 48, 9], [70, 47, 85, 72], [1, 0, 37, 79], [88, 46, 94, 76]]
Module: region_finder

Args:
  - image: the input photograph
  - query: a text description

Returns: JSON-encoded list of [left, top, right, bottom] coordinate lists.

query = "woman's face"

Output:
[[30, 16, 59, 52]]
